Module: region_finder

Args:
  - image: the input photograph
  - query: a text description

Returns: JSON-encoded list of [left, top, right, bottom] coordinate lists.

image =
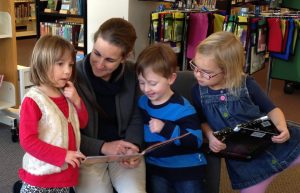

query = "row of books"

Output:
[[40, 22, 84, 48], [46, 0, 83, 16], [15, 2, 35, 21]]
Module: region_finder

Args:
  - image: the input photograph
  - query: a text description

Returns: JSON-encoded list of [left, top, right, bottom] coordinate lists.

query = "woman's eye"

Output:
[[94, 51, 101, 56], [106, 59, 116, 63]]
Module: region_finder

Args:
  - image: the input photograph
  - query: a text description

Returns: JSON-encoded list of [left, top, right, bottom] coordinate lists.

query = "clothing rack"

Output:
[[265, 14, 300, 95], [148, 8, 223, 70]]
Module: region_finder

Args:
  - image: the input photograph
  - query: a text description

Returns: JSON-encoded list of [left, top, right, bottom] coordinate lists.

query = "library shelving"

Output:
[[14, 0, 37, 38], [0, 1, 18, 90], [36, 0, 87, 54]]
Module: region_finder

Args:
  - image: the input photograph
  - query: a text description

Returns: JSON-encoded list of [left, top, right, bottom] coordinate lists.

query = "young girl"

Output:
[[136, 43, 207, 193], [19, 35, 88, 193], [191, 31, 300, 193]]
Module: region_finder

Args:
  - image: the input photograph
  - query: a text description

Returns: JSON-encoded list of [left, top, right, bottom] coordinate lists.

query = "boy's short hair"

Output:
[[30, 35, 77, 86], [136, 43, 177, 78]]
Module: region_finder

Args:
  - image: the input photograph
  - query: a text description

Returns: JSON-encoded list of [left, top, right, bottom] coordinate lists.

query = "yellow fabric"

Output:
[[213, 14, 225, 32]]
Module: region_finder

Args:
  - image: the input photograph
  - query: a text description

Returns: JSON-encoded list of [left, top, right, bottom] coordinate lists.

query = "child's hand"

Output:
[[272, 127, 290, 143], [65, 151, 86, 168], [209, 134, 226, 153], [63, 81, 81, 108], [149, 118, 164, 133], [120, 148, 141, 169]]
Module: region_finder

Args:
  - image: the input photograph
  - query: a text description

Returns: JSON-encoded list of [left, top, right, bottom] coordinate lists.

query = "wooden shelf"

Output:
[[16, 30, 36, 37]]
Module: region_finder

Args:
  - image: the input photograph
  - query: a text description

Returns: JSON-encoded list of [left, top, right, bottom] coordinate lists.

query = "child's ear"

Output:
[[168, 73, 177, 85]]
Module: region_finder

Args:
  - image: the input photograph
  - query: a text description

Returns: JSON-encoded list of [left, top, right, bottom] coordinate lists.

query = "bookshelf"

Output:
[[0, 1, 18, 94], [14, 0, 37, 38], [36, 0, 87, 54]]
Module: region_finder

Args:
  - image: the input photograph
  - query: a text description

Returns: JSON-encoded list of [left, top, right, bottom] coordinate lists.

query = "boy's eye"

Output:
[[149, 82, 157, 86]]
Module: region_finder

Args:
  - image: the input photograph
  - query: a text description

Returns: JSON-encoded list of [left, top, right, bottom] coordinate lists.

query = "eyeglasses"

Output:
[[189, 60, 223, 80]]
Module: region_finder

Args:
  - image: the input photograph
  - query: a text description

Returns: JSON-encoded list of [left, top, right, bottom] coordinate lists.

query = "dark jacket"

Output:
[[75, 54, 144, 156]]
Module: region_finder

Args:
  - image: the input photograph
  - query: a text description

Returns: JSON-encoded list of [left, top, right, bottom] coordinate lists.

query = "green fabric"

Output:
[[271, 35, 300, 82]]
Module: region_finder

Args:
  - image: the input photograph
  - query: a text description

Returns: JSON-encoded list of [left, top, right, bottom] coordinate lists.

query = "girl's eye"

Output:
[[55, 61, 63, 66]]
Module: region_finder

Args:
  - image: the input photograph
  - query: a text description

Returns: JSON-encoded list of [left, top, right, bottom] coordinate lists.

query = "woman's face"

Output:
[[90, 37, 125, 81]]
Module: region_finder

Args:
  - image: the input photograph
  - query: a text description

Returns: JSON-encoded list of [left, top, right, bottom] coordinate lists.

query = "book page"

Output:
[[83, 154, 142, 165], [82, 133, 191, 164]]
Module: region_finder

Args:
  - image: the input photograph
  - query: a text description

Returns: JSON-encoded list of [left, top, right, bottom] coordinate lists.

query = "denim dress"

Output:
[[195, 77, 300, 189]]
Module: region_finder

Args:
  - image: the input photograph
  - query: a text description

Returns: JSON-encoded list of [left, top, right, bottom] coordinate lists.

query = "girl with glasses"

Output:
[[191, 31, 300, 193]]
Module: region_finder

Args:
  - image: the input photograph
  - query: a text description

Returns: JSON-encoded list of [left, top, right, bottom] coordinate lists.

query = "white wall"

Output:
[[87, 0, 160, 59], [87, 0, 129, 53]]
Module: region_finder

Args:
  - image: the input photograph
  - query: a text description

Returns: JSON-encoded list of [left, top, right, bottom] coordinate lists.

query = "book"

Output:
[[82, 132, 191, 164], [208, 116, 280, 160]]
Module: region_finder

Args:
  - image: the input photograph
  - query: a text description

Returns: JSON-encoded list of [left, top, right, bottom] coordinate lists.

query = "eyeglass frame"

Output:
[[189, 60, 223, 80]]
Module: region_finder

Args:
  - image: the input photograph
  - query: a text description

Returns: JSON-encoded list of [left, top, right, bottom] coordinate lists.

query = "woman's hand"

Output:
[[101, 140, 139, 155]]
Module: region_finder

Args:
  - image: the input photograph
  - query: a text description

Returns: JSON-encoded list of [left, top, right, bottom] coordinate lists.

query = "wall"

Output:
[[87, 0, 160, 59]]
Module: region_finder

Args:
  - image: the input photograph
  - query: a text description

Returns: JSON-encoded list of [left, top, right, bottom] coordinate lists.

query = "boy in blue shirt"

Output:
[[136, 43, 207, 193]]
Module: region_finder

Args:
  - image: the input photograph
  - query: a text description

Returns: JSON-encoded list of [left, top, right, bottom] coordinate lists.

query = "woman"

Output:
[[75, 18, 145, 193]]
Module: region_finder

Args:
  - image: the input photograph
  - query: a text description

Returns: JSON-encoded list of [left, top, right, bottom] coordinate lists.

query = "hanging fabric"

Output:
[[256, 18, 267, 54], [270, 19, 295, 60], [267, 18, 283, 52], [186, 12, 208, 59], [213, 13, 225, 32], [235, 16, 248, 49], [291, 19, 300, 55]]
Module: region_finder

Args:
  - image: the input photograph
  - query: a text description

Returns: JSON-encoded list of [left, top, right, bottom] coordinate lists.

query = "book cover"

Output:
[[82, 133, 191, 164], [210, 116, 279, 160]]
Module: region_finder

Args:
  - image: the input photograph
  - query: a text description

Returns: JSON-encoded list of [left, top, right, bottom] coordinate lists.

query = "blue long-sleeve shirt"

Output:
[[138, 93, 206, 181]]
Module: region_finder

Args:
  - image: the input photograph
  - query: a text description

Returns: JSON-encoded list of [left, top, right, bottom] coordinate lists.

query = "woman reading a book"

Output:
[[74, 18, 146, 193]]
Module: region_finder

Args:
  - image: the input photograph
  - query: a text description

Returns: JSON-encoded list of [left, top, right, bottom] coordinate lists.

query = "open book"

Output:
[[208, 116, 279, 160], [82, 132, 191, 164]]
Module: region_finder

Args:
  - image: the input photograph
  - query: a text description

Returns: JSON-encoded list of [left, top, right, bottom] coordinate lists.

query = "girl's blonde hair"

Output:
[[196, 31, 245, 95], [30, 35, 76, 86]]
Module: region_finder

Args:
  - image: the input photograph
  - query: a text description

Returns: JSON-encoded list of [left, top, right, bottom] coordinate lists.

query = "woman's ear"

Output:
[[168, 72, 177, 85], [122, 51, 135, 63]]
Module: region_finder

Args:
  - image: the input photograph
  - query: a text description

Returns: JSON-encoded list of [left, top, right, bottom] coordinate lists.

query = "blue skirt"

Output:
[[226, 123, 300, 189]]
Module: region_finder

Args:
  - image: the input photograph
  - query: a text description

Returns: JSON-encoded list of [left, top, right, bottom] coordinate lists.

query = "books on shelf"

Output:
[[208, 116, 279, 160], [40, 21, 82, 48], [82, 133, 191, 164]]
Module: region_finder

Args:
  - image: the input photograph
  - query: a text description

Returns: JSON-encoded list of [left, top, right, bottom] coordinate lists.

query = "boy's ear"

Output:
[[168, 72, 177, 85]]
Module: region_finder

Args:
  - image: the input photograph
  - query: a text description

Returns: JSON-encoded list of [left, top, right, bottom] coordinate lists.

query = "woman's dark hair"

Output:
[[93, 18, 137, 57]]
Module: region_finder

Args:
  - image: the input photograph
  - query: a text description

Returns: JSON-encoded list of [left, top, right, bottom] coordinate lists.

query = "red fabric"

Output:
[[186, 13, 208, 59], [19, 95, 88, 188], [267, 18, 283, 53]]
